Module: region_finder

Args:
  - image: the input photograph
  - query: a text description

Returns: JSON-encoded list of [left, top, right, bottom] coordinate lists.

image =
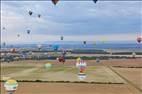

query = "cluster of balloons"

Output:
[[76, 57, 87, 80], [51, 0, 98, 5], [28, 10, 41, 18]]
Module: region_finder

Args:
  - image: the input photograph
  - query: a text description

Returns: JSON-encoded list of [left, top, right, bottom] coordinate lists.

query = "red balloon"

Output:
[[52, 0, 59, 5], [137, 36, 142, 43], [10, 48, 16, 53]]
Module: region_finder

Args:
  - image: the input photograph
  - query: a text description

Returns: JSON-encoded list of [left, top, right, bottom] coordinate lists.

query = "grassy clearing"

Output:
[[1, 66, 33, 75], [1, 62, 125, 83]]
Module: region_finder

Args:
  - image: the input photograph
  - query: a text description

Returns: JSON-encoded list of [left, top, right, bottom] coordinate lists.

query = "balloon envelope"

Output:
[[137, 36, 142, 43], [29, 11, 33, 16], [76, 57, 81, 62], [52, 0, 59, 5], [4, 79, 18, 91], [3, 42, 6, 47], [38, 14, 41, 18], [61, 36, 63, 40], [53, 45, 59, 51], [10, 48, 16, 53], [83, 41, 86, 45], [45, 63, 52, 69], [93, 0, 98, 3], [27, 30, 30, 34], [2, 27, 6, 30], [17, 34, 20, 37], [96, 58, 100, 63], [37, 44, 42, 49]]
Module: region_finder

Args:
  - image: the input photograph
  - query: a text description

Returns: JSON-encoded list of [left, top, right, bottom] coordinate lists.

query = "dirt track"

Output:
[[0, 82, 141, 94]]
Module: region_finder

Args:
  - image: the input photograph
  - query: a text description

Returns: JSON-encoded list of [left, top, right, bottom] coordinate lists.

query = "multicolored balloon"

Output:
[[4, 79, 18, 93], [76, 58, 87, 80]]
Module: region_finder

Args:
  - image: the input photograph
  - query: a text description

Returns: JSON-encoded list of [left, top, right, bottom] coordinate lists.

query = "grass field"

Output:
[[1, 59, 142, 94], [1, 61, 124, 83]]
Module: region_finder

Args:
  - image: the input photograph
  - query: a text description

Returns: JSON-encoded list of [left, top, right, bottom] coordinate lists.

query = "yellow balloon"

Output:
[[5, 79, 18, 85], [76, 57, 81, 62]]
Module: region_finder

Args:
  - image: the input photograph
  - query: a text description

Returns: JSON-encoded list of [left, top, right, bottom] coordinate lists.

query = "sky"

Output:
[[1, 1, 142, 44]]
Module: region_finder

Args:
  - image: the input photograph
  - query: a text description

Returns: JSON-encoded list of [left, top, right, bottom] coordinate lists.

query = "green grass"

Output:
[[1, 64, 125, 83], [1, 66, 33, 75]]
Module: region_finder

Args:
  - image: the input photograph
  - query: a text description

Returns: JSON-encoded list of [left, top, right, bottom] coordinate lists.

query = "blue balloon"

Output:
[[53, 45, 59, 51]]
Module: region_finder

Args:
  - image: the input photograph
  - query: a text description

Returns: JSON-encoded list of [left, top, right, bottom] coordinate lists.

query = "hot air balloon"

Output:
[[3, 42, 6, 47], [62, 50, 66, 56], [37, 44, 42, 51], [17, 34, 20, 37], [2, 27, 6, 30], [76, 60, 87, 80], [58, 56, 65, 63], [4, 79, 18, 94], [93, 0, 98, 3], [27, 30, 31, 34], [38, 14, 41, 18], [132, 52, 136, 58], [61, 36, 63, 40], [52, 0, 59, 5], [83, 41, 86, 45], [10, 48, 16, 53], [76, 57, 81, 63], [137, 36, 142, 43], [96, 58, 100, 63], [53, 45, 59, 51], [28, 11, 33, 16], [45, 63, 52, 69]]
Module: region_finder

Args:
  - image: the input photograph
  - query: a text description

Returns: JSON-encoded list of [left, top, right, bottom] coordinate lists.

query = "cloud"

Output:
[[1, 33, 138, 44], [1, 1, 141, 43]]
